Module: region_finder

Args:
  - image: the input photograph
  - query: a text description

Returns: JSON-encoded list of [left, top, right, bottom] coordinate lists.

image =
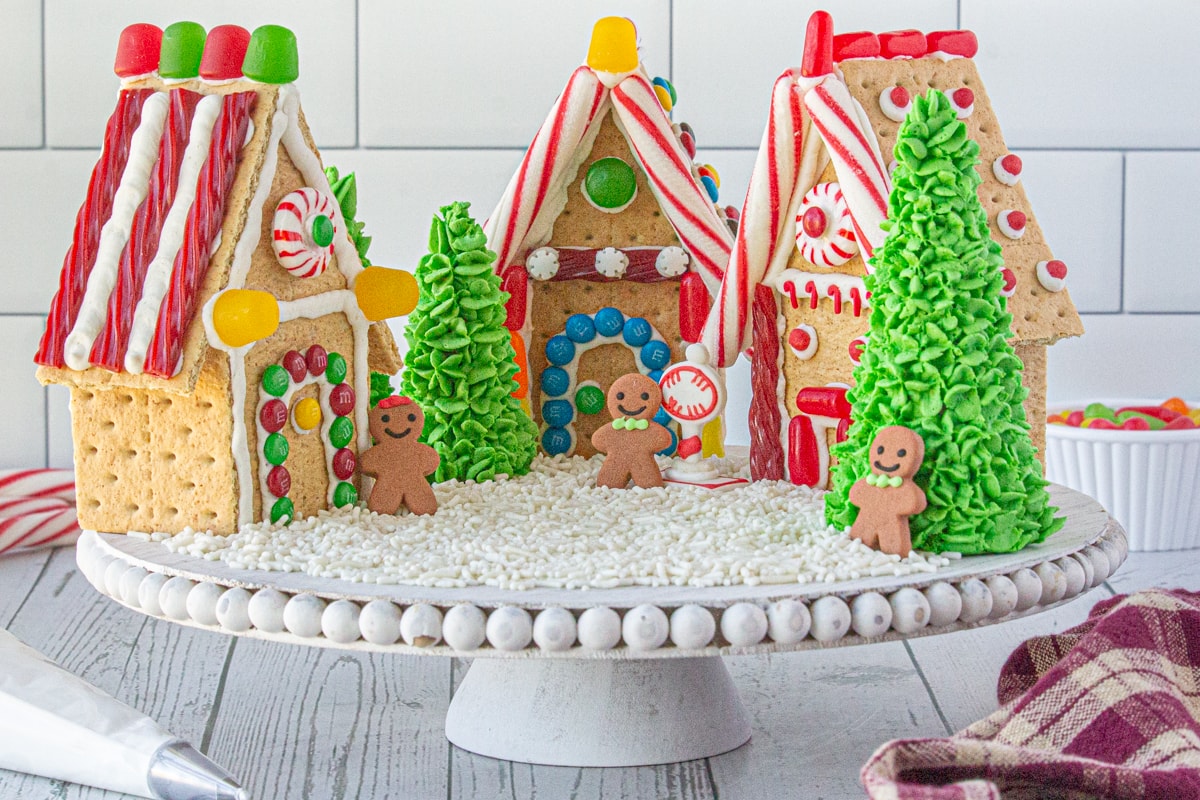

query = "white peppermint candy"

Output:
[[655, 245, 689, 278], [595, 247, 629, 279], [526, 246, 560, 281]]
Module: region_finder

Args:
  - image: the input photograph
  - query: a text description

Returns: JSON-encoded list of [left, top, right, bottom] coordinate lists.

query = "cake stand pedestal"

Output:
[[76, 485, 1126, 767]]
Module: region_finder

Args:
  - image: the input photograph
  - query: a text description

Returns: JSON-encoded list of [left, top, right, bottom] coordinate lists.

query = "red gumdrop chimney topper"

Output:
[[114, 23, 163, 77], [801, 10, 834, 77], [199, 25, 251, 80]]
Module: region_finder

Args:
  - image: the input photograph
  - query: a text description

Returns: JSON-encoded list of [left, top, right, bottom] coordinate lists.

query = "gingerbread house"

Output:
[[701, 11, 1083, 487], [484, 17, 735, 458], [35, 23, 407, 535]]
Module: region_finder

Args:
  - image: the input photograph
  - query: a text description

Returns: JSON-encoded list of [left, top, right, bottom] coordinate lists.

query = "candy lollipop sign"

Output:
[[659, 344, 744, 487]]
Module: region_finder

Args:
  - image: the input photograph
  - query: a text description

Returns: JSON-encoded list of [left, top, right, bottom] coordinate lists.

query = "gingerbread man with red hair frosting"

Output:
[[360, 396, 440, 516]]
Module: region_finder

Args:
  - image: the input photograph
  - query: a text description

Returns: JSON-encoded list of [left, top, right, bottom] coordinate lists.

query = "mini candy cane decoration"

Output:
[[272, 187, 339, 278], [0, 469, 80, 554], [795, 182, 858, 268]]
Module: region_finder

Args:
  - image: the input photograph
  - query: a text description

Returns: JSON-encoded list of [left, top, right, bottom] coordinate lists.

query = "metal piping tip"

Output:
[[147, 740, 249, 800]]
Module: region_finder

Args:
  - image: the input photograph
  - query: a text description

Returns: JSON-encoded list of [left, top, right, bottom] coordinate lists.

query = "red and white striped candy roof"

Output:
[[483, 19, 733, 300]]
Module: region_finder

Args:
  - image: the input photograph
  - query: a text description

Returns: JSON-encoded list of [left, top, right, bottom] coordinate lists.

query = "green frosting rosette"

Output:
[[401, 202, 538, 483], [825, 89, 1061, 554]]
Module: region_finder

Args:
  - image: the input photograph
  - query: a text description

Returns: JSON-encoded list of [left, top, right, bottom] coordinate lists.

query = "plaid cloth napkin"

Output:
[[862, 589, 1200, 799]]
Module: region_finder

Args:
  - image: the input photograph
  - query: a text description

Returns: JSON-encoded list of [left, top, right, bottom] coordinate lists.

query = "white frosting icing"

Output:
[[787, 323, 818, 360], [64, 91, 170, 370], [925, 51, 963, 62], [124, 94, 225, 374]]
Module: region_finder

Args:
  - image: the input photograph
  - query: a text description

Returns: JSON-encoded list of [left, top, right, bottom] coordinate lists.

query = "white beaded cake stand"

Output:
[[77, 485, 1125, 767]]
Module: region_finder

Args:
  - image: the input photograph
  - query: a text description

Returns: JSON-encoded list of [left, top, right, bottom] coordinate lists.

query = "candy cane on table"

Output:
[[0, 469, 80, 555]]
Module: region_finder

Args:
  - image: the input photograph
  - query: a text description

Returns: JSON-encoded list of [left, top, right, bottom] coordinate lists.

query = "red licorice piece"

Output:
[[266, 465, 291, 498], [832, 31, 879, 61], [679, 272, 709, 343], [749, 285, 784, 481], [329, 383, 355, 417], [144, 91, 254, 377], [260, 399, 287, 433], [305, 345, 328, 376], [795, 386, 851, 419], [332, 448, 356, 480], [114, 24, 163, 77], [788, 415, 820, 486], [879, 30, 926, 59], [199, 25, 250, 81], [502, 265, 528, 331], [925, 30, 979, 59], [91, 89, 201, 371], [282, 350, 306, 382], [36, 90, 152, 367], [801, 10, 834, 77]]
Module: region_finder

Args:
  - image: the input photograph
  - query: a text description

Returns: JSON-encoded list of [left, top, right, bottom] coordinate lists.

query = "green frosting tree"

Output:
[[825, 90, 1060, 554], [401, 202, 538, 482]]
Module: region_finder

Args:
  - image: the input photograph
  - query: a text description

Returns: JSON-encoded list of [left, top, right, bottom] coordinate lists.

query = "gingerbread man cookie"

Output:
[[848, 426, 927, 558], [591, 373, 674, 489], [359, 396, 440, 516]]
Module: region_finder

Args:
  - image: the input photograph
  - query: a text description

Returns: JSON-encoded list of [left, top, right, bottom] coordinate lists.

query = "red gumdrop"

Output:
[[788, 328, 812, 352], [115, 24, 163, 77], [282, 350, 307, 383], [199, 25, 251, 80], [848, 339, 865, 363], [1001, 154, 1023, 177], [679, 272, 710, 344], [1005, 210, 1027, 230], [260, 399, 288, 433], [800, 10, 834, 77], [889, 86, 911, 108], [1164, 416, 1197, 430], [1066, 410, 1085, 426], [925, 30, 979, 59], [501, 266, 528, 332], [952, 88, 975, 108], [266, 465, 291, 498], [724, 205, 740, 221], [305, 345, 328, 376], [832, 32, 880, 61], [801, 206, 827, 238], [1087, 418, 1118, 429], [1000, 267, 1017, 294], [1121, 416, 1151, 431], [879, 30, 926, 59], [1045, 260, 1067, 280], [329, 383, 356, 417], [333, 448, 356, 480]]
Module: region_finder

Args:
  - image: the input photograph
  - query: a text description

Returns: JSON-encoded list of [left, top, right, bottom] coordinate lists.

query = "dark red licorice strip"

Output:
[[749, 285, 784, 481], [91, 89, 200, 372], [36, 89, 154, 367], [551, 248, 678, 283], [144, 91, 254, 378]]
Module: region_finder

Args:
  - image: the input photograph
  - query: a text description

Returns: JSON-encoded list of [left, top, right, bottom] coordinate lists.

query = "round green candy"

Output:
[[270, 496, 294, 525], [263, 432, 289, 466], [329, 416, 354, 449], [333, 481, 358, 508], [242, 24, 298, 84], [261, 364, 290, 397], [311, 214, 334, 248], [583, 157, 637, 210], [325, 352, 348, 384], [575, 384, 606, 415], [159, 22, 206, 79]]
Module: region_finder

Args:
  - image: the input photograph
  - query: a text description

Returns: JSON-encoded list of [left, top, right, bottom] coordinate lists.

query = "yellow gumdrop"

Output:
[[519, 396, 531, 419], [653, 84, 673, 111], [587, 17, 638, 74], [355, 266, 419, 321], [703, 164, 721, 188], [212, 289, 279, 348], [701, 417, 725, 458], [293, 397, 322, 431]]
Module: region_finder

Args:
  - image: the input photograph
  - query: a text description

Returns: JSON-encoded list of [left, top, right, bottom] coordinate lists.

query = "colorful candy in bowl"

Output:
[[1044, 398, 1200, 551]]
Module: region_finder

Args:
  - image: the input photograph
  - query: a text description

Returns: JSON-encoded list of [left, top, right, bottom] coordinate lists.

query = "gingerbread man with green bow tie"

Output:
[[591, 373, 673, 489], [848, 426, 928, 558]]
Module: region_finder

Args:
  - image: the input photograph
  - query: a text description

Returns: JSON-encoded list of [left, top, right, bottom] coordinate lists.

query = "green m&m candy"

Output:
[[264, 432, 289, 466], [333, 481, 358, 508], [159, 22, 206, 79], [270, 496, 295, 525], [575, 384, 606, 415], [325, 352, 348, 384], [583, 157, 637, 210], [242, 25, 298, 84], [311, 214, 335, 248], [261, 364, 290, 397], [329, 416, 354, 449]]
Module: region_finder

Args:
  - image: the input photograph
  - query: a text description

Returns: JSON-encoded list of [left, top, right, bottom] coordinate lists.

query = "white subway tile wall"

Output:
[[5, 2, 1197, 469]]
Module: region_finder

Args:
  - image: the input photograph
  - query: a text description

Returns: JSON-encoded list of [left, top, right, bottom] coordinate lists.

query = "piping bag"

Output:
[[0, 628, 247, 799]]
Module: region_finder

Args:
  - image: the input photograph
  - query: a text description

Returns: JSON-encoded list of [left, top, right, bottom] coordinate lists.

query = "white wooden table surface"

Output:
[[1, 542, 1196, 800]]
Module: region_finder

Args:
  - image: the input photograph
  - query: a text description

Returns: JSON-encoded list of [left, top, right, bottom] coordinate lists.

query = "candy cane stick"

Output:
[[0, 469, 80, 555]]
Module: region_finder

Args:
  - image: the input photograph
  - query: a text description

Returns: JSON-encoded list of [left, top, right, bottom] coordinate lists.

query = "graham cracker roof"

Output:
[[701, 11, 1083, 367]]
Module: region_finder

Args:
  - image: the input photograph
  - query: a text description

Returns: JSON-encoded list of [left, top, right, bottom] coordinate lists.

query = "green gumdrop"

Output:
[[1084, 402, 1116, 421], [333, 481, 358, 508], [264, 433, 289, 466], [159, 22, 206, 79], [311, 214, 334, 248], [1117, 410, 1164, 429], [261, 364, 290, 397], [575, 385, 606, 415], [325, 352, 348, 384], [242, 25, 298, 84], [584, 157, 637, 209], [329, 416, 354, 449], [270, 496, 294, 524]]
